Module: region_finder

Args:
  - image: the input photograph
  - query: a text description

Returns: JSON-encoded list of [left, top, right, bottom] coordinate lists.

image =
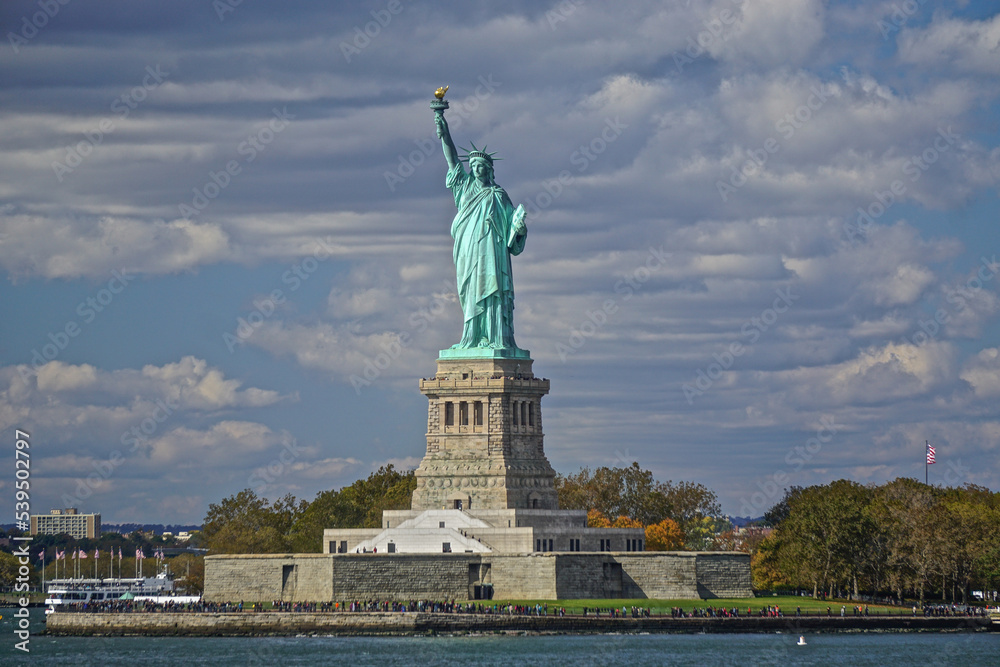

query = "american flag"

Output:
[[926, 442, 936, 465], [79, 549, 87, 559]]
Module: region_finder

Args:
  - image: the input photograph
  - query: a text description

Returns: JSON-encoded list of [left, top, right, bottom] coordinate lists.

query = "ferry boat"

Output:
[[44, 571, 200, 615]]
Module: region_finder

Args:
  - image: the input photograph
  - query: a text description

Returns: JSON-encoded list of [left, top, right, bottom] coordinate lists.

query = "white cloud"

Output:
[[960, 347, 1000, 398], [0, 358, 289, 448], [149, 421, 287, 465], [0, 214, 230, 280], [2, 1, 999, 521], [899, 13, 1000, 74], [769, 340, 957, 408], [704, 0, 825, 67]]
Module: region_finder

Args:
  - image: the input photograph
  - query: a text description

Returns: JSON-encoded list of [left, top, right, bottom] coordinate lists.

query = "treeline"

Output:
[[201, 465, 415, 554], [555, 463, 729, 551], [200, 462, 725, 555], [103, 523, 201, 535], [754, 479, 1000, 604], [198, 464, 1000, 605]]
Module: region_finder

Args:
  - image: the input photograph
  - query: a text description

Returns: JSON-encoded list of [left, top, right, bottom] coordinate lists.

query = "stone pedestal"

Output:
[[410, 356, 558, 511]]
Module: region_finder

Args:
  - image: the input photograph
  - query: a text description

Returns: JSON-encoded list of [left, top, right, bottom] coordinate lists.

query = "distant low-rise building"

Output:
[[30, 508, 101, 540]]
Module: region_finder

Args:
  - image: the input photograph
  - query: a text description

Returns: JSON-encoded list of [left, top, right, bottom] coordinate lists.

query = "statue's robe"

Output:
[[446, 162, 526, 349]]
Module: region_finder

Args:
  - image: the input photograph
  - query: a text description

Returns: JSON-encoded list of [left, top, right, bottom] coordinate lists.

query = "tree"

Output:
[[682, 515, 732, 551], [0, 551, 31, 588], [762, 486, 804, 527], [557, 463, 716, 531], [645, 519, 684, 551], [288, 465, 416, 552], [764, 480, 872, 598], [751, 534, 792, 591], [202, 490, 304, 554], [657, 480, 722, 536], [587, 509, 611, 528], [170, 553, 205, 594], [611, 515, 643, 529], [877, 478, 943, 605]]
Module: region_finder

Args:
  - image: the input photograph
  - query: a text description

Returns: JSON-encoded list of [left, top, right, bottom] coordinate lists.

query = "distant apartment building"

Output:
[[30, 508, 101, 539]]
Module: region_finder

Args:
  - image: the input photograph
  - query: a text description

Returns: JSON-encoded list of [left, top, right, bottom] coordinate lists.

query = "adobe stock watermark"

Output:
[[876, 0, 928, 40], [51, 65, 170, 182], [672, 0, 747, 75], [717, 83, 835, 202], [17, 269, 135, 385], [340, 0, 405, 63], [521, 116, 629, 220], [213, 0, 244, 21], [223, 235, 337, 352], [384, 75, 502, 192], [898, 254, 998, 350], [738, 416, 840, 517], [248, 438, 304, 492], [179, 107, 294, 220], [555, 246, 671, 362], [844, 126, 960, 244], [61, 395, 180, 507], [7, 0, 71, 54], [683, 286, 799, 404], [350, 280, 457, 393], [545, 0, 585, 30]]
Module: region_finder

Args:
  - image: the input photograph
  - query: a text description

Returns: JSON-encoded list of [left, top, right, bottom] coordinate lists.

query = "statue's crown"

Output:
[[460, 142, 500, 165]]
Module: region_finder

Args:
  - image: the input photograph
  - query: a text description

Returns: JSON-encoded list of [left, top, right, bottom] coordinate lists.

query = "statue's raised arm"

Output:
[[430, 87, 528, 357], [435, 113, 460, 171]]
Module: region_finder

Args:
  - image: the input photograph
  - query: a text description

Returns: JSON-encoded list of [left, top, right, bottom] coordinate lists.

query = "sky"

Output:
[[1, 0, 999, 525]]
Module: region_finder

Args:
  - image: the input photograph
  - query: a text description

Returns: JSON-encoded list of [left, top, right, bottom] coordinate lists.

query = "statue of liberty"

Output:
[[433, 94, 528, 355]]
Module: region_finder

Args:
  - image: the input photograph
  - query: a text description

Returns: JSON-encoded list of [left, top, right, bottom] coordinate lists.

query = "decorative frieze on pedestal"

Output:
[[411, 356, 558, 511]]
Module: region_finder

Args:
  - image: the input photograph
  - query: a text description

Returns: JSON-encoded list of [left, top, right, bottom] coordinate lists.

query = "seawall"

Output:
[[45, 612, 995, 636]]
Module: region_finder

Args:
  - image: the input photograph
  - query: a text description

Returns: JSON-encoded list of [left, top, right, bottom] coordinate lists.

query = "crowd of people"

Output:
[[921, 604, 995, 618], [51, 598, 999, 619], [581, 606, 651, 618]]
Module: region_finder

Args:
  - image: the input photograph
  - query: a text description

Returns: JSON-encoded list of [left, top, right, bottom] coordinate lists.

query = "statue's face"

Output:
[[470, 159, 491, 184]]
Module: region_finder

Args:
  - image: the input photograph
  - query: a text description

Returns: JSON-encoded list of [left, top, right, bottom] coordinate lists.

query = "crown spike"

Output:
[[459, 141, 501, 165]]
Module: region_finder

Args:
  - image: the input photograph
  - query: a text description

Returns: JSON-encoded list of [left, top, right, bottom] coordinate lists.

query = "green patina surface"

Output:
[[438, 347, 531, 360], [433, 90, 529, 358]]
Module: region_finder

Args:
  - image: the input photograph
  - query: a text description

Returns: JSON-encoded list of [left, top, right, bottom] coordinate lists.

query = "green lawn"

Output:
[[474, 596, 909, 615]]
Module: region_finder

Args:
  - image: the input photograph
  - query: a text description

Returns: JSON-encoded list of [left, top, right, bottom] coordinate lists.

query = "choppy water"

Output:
[[4, 608, 995, 666]]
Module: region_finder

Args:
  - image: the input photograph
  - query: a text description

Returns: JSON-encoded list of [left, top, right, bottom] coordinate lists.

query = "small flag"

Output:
[[79, 549, 88, 559], [927, 442, 936, 465], [38, 550, 44, 560], [118, 547, 123, 560], [95, 549, 100, 559]]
